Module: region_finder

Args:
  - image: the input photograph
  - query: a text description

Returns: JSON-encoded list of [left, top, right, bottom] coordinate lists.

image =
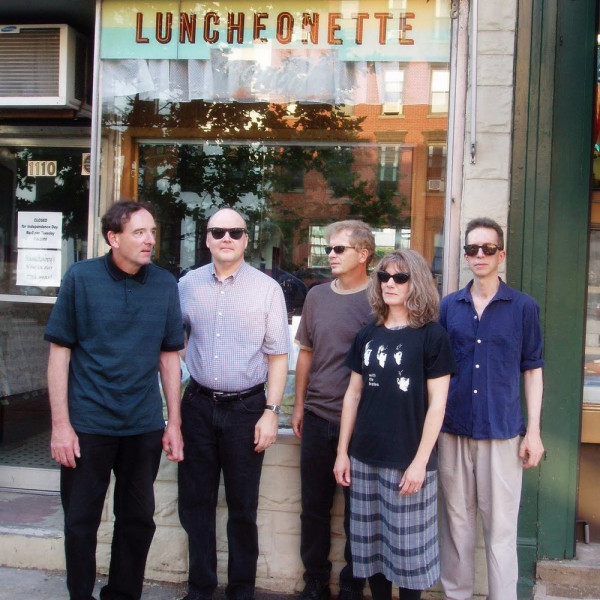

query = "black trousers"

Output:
[[300, 411, 364, 592], [178, 386, 266, 600], [60, 430, 163, 600]]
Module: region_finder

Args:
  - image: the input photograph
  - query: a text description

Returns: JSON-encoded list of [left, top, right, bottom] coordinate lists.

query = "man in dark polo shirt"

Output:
[[44, 200, 185, 600]]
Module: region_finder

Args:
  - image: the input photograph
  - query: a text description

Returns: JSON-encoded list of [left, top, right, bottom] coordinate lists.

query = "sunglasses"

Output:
[[377, 271, 410, 284], [324, 245, 355, 255], [208, 227, 247, 240], [463, 243, 500, 257]]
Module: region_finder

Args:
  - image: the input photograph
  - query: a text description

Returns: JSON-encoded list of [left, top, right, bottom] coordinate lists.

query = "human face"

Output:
[[379, 263, 411, 308], [108, 208, 156, 275], [327, 230, 367, 280], [464, 226, 506, 279], [206, 208, 248, 271]]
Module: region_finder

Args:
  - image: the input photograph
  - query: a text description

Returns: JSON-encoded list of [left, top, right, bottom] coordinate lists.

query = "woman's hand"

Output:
[[399, 460, 426, 495]]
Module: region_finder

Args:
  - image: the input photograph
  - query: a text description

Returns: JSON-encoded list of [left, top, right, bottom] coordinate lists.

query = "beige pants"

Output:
[[438, 433, 523, 600]]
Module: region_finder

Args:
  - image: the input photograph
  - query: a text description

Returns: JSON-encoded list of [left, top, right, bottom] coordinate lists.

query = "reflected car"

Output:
[[294, 266, 331, 289]]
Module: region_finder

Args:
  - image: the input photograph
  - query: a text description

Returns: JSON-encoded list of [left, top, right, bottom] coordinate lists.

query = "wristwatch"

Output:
[[264, 404, 281, 415]]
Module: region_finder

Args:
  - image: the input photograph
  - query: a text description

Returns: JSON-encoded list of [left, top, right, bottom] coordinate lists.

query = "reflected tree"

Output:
[[15, 149, 89, 243], [108, 97, 406, 273]]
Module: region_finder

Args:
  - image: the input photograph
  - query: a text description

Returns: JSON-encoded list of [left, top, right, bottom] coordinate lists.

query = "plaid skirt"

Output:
[[349, 457, 440, 590]]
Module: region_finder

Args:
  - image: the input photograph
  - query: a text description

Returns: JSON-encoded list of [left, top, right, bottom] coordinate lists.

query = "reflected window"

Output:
[[379, 146, 402, 195], [382, 68, 405, 115], [427, 145, 446, 192], [430, 68, 450, 114]]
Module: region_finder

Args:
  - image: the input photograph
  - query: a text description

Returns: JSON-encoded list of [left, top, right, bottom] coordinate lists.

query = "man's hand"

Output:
[[520, 432, 545, 468], [291, 401, 304, 438], [51, 423, 80, 468], [333, 453, 351, 486], [254, 410, 278, 453], [162, 422, 184, 462]]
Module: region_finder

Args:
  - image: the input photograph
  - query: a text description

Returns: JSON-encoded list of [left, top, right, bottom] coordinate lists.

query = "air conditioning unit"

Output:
[[0, 24, 92, 116], [427, 179, 445, 192], [382, 101, 402, 115]]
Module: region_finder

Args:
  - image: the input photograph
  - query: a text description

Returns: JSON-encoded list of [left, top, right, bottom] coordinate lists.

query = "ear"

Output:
[[107, 230, 119, 249], [358, 248, 369, 263]]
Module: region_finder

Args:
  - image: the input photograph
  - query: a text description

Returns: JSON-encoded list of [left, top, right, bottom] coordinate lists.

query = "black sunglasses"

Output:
[[463, 243, 500, 257], [377, 271, 410, 284], [208, 227, 247, 240], [324, 245, 355, 255]]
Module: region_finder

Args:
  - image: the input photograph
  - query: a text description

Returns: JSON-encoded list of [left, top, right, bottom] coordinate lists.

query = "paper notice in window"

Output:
[[16, 249, 62, 287]]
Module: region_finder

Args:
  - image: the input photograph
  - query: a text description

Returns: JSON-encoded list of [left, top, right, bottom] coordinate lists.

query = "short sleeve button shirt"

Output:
[[439, 279, 544, 440], [179, 261, 289, 391]]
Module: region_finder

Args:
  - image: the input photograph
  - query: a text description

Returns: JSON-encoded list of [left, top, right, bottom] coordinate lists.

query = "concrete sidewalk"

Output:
[[2, 565, 599, 600], [0, 566, 291, 600]]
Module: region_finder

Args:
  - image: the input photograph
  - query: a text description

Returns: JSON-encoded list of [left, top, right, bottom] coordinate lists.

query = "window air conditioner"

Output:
[[382, 101, 402, 115], [0, 24, 92, 116], [426, 179, 445, 192]]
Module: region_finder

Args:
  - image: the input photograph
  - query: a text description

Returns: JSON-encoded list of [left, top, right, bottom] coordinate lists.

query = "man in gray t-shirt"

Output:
[[293, 220, 375, 600]]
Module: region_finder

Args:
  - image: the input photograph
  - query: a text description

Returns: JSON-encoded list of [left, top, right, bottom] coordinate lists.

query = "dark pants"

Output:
[[61, 430, 163, 600], [368, 574, 421, 600], [300, 411, 365, 592], [178, 384, 266, 600]]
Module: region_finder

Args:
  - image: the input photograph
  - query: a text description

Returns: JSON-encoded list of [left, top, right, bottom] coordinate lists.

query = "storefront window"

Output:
[[99, 0, 451, 291], [98, 0, 452, 420]]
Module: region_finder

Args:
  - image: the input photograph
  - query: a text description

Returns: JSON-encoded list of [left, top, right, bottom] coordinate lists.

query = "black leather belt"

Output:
[[191, 379, 265, 401]]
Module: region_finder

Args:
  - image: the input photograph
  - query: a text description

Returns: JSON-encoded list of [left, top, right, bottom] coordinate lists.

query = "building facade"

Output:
[[0, 0, 598, 597]]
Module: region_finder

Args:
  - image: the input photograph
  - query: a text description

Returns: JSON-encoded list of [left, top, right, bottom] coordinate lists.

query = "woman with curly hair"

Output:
[[334, 249, 455, 600]]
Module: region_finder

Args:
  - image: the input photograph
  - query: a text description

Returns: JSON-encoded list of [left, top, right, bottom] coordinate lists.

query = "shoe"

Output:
[[337, 590, 364, 600], [300, 580, 331, 600]]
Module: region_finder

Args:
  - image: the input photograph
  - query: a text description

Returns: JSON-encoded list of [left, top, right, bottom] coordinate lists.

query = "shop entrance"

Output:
[[0, 139, 90, 491]]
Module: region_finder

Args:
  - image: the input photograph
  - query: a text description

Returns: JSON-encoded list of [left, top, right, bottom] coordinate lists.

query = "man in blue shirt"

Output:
[[438, 217, 544, 600], [45, 200, 185, 600]]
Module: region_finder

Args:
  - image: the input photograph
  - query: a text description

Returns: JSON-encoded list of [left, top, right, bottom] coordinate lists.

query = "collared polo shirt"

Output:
[[439, 279, 544, 440], [179, 261, 289, 392], [44, 252, 184, 435]]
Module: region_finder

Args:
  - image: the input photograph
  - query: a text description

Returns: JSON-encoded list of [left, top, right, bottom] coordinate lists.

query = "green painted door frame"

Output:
[[510, 0, 596, 595]]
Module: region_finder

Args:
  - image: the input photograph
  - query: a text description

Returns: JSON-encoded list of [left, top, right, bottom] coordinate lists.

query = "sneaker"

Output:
[[300, 580, 331, 600]]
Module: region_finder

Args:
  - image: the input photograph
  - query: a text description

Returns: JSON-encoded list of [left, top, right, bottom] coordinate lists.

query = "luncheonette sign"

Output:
[[101, 0, 449, 62]]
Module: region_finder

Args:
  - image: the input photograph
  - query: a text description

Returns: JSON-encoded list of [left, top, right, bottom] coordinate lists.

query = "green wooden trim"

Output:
[[538, 0, 595, 560], [510, 0, 595, 587]]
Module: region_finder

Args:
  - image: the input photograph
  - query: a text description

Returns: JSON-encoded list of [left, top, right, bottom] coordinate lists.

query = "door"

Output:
[[0, 140, 90, 491]]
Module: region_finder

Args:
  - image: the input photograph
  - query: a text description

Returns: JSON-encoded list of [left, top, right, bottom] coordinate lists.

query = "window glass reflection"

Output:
[[0, 146, 89, 297]]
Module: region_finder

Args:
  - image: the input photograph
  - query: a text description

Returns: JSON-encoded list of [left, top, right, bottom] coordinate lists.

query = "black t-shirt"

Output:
[[345, 321, 455, 470]]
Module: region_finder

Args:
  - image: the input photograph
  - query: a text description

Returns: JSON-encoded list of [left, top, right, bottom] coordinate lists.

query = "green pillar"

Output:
[[510, 0, 595, 596]]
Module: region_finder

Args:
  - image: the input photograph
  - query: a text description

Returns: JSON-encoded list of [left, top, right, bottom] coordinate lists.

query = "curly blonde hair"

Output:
[[368, 249, 440, 328]]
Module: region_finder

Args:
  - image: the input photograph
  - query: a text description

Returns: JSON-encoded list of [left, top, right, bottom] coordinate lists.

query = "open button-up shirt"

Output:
[[439, 279, 544, 440]]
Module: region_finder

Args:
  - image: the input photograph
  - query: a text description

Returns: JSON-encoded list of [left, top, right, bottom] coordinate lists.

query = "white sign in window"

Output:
[[16, 211, 63, 287]]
